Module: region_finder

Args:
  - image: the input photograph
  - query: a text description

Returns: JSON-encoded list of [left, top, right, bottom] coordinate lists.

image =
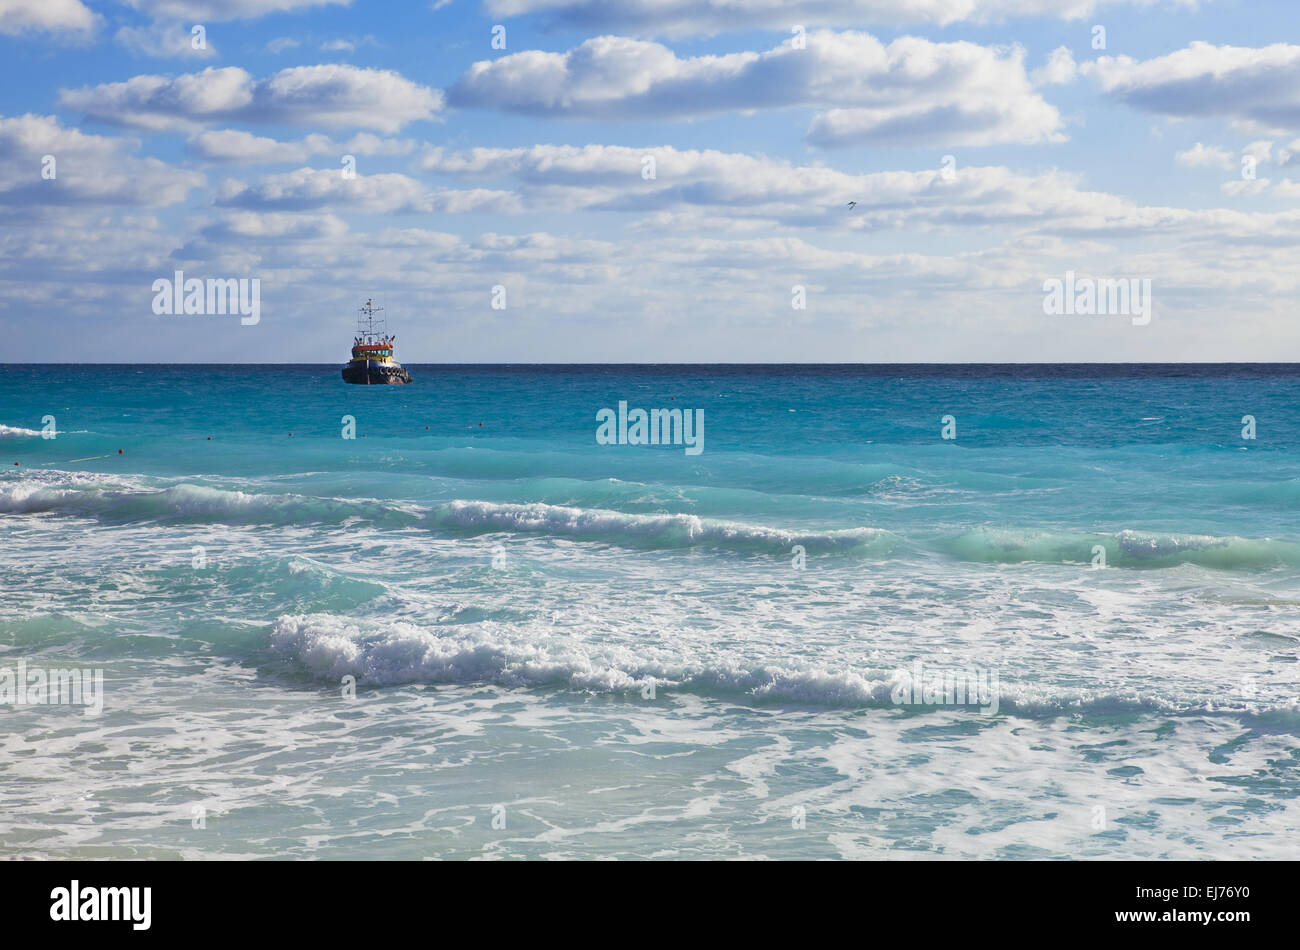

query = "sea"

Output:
[[1, 364, 1297, 859]]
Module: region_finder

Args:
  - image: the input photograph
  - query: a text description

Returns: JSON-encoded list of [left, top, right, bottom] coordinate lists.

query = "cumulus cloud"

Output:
[[0, 113, 204, 207], [13, 212, 1299, 363], [1174, 142, 1234, 169], [1086, 42, 1300, 132], [0, 0, 99, 38], [6, 174, 1300, 363], [198, 211, 349, 242], [217, 167, 437, 213], [1032, 46, 1078, 85], [8, 0, 1300, 364], [215, 163, 527, 214], [1242, 139, 1272, 162], [418, 143, 1079, 225], [482, 0, 1198, 38], [450, 31, 1065, 148], [60, 65, 443, 132], [1221, 178, 1269, 196], [414, 143, 1300, 243]]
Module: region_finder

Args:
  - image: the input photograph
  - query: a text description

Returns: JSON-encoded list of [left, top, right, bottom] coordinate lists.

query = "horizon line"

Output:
[[4, 361, 1300, 368]]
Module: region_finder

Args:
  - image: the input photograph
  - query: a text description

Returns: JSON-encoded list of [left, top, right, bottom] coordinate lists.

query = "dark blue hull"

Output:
[[341, 361, 412, 384]]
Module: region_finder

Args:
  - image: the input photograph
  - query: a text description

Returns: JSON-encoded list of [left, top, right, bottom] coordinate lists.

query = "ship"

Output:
[[341, 298, 412, 385]]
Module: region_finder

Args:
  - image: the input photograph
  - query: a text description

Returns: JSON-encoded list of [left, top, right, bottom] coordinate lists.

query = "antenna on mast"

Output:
[[356, 296, 387, 342]]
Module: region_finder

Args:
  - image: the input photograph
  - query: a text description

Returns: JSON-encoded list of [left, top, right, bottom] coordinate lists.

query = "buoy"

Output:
[[13, 461, 18, 466], [206, 437, 211, 440], [118, 449, 123, 454]]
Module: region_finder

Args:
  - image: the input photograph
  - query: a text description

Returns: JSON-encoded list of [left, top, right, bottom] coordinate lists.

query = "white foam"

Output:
[[429, 499, 894, 554], [0, 424, 46, 439]]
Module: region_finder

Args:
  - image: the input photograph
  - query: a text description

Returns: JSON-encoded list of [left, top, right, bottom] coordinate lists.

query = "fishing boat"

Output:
[[341, 298, 412, 385]]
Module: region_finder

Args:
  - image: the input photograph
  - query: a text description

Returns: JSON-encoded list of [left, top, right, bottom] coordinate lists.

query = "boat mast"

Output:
[[357, 297, 386, 343]]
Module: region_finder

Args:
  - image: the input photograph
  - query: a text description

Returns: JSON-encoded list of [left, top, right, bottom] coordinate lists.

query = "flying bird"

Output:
[[846, 201, 857, 210]]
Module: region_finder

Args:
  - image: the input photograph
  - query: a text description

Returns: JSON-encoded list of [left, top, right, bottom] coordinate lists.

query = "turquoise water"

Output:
[[2, 364, 1298, 858]]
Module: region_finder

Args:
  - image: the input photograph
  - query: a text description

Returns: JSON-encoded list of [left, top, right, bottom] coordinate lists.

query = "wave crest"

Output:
[[428, 499, 895, 554], [0, 424, 44, 439], [267, 613, 1300, 719], [940, 526, 1300, 569]]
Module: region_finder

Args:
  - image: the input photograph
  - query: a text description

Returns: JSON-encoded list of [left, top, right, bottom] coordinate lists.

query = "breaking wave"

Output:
[[268, 613, 1300, 720], [938, 527, 1300, 569], [0, 424, 44, 438], [426, 499, 896, 554], [5, 472, 1296, 570], [0, 472, 419, 527]]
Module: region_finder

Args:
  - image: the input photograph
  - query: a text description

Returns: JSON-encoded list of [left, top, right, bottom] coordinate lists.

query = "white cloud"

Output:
[[198, 211, 348, 241], [266, 37, 301, 53], [6, 174, 1300, 362], [0, 0, 98, 38], [321, 36, 376, 52], [1086, 42, 1300, 132], [12, 215, 1299, 363], [418, 143, 1075, 225], [60, 65, 444, 132], [215, 164, 526, 215], [1221, 178, 1269, 196], [190, 129, 414, 163], [1032, 46, 1078, 86], [116, 22, 218, 59], [413, 143, 1300, 245], [1174, 142, 1233, 169], [1243, 139, 1272, 162], [0, 113, 205, 207], [450, 31, 1065, 148], [217, 167, 437, 213]]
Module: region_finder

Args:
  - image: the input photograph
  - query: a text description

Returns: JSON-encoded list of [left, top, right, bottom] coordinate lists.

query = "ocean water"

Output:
[[2, 364, 1298, 860]]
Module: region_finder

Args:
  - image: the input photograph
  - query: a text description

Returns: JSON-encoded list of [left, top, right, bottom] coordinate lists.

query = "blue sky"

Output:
[[0, 0, 1297, 362]]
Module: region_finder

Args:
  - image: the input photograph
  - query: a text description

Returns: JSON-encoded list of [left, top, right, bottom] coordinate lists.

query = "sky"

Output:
[[0, 0, 1297, 362]]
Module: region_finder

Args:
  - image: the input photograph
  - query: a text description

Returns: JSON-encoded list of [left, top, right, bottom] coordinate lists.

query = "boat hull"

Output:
[[341, 362, 412, 385]]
